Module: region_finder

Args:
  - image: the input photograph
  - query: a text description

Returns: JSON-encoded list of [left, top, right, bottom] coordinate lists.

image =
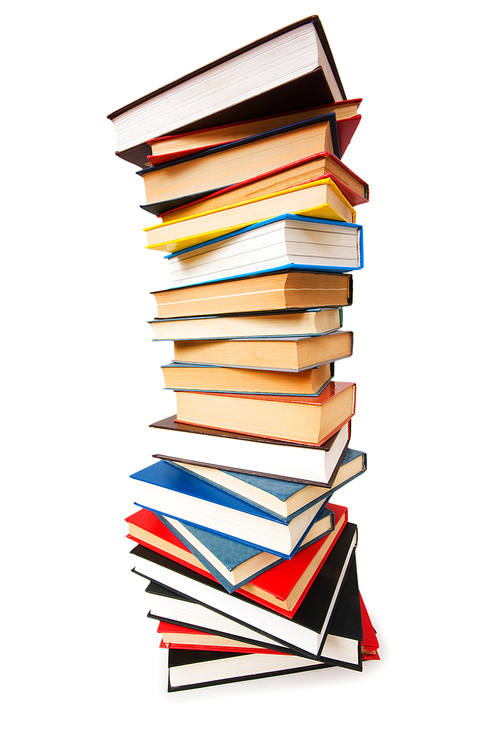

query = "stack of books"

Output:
[[109, 15, 379, 693]]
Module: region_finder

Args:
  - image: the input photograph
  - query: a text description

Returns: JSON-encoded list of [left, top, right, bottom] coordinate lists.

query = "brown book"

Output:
[[150, 307, 342, 341], [150, 416, 351, 486], [173, 330, 353, 372], [152, 270, 352, 319], [175, 381, 356, 446], [161, 362, 333, 396]]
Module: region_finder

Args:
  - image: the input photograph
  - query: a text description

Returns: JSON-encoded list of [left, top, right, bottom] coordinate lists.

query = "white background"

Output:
[[2, 1, 498, 750]]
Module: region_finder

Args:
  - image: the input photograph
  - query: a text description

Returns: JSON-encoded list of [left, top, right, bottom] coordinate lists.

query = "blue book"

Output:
[[130, 460, 334, 559], [154, 449, 365, 592], [164, 214, 363, 289]]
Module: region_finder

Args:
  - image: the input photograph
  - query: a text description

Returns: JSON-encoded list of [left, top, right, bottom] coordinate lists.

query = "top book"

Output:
[[107, 16, 347, 166]]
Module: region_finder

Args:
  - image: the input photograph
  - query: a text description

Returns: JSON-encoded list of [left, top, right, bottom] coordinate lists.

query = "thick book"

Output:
[[130, 460, 336, 558], [151, 269, 353, 317], [175, 381, 356, 446], [126, 503, 338, 594], [160, 362, 334, 396], [147, 100, 361, 165], [144, 178, 356, 253], [139, 116, 340, 206], [150, 307, 343, 341], [131, 521, 358, 656], [107, 16, 347, 166], [167, 458, 340, 519], [150, 415, 351, 486], [162, 506, 347, 614], [164, 215, 363, 289], [173, 330, 353, 372], [156, 550, 363, 659], [161, 553, 363, 691], [141, 153, 368, 219]]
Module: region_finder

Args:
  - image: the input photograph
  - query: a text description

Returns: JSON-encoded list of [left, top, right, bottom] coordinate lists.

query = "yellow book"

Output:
[[144, 178, 356, 254]]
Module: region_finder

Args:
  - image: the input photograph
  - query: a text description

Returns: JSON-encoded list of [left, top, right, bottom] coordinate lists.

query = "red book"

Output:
[[157, 622, 281, 654]]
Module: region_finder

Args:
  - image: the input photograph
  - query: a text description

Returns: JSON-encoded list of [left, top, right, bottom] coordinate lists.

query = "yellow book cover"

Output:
[[144, 178, 356, 254]]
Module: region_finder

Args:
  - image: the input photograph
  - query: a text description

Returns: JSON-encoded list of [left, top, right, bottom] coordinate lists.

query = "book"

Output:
[[130, 460, 336, 558], [147, 99, 361, 166], [145, 158, 368, 220], [163, 506, 347, 614], [151, 269, 353, 317], [139, 116, 340, 206], [173, 329, 353, 372], [144, 178, 356, 253], [126, 503, 338, 593], [107, 16, 347, 166], [169, 447, 365, 519], [150, 306, 343, 341], [164, 215, 363, 289], [131, 521, 358, 656], [154, 450, 366, 596], [160, 362, 334, 396], [150, 415, 351, 486], [175, 381, 356, 446], [142, 157, 367, 220], [157, 550, 363, 670], [167, 460, 341, 519]]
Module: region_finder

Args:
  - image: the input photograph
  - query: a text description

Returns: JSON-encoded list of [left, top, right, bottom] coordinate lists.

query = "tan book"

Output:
[[150, 307, 342, 341], [173, 330, 353, 372], [161, 362, 332, 396], [145, 178, 355, 253], [175, 381, 356, 446], [151, 270, 352, 319], [140, 119, 338, 206]]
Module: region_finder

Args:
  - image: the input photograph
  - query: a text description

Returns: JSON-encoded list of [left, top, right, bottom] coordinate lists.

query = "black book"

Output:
[[164, 553, 362, 691], [131, 522, 357, 657]]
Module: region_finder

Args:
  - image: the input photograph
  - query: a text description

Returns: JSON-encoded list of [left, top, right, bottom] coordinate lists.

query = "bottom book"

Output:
[[160, 551, 368, 692]]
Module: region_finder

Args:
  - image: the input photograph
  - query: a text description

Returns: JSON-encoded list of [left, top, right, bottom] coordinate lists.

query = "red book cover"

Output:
[[157, 622, 281, 654], [360, 593, 380, 660]]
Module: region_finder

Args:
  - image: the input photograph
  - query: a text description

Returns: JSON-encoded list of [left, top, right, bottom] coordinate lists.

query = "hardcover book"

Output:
[[130, 459, 336, 557], [172, 330, 353, 372], [164, 215, 363, 289], [126, 502, 338, 593], [150, 415, 351, 486], [160, 361, 334, 396], [151, 269, 353, 317], [144, 178, 356, 253], [150, 306, 343, 341], [138, 115, 340, 206], [164, 553, 362, 691], [107, 16, 347, 166], [174, 380, 356, 446]]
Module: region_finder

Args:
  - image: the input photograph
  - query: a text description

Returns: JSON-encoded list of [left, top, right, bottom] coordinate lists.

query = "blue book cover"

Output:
[[130, 459, 333, 558], [164, 213, 364, 268], [156, 505, 335, 593]]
